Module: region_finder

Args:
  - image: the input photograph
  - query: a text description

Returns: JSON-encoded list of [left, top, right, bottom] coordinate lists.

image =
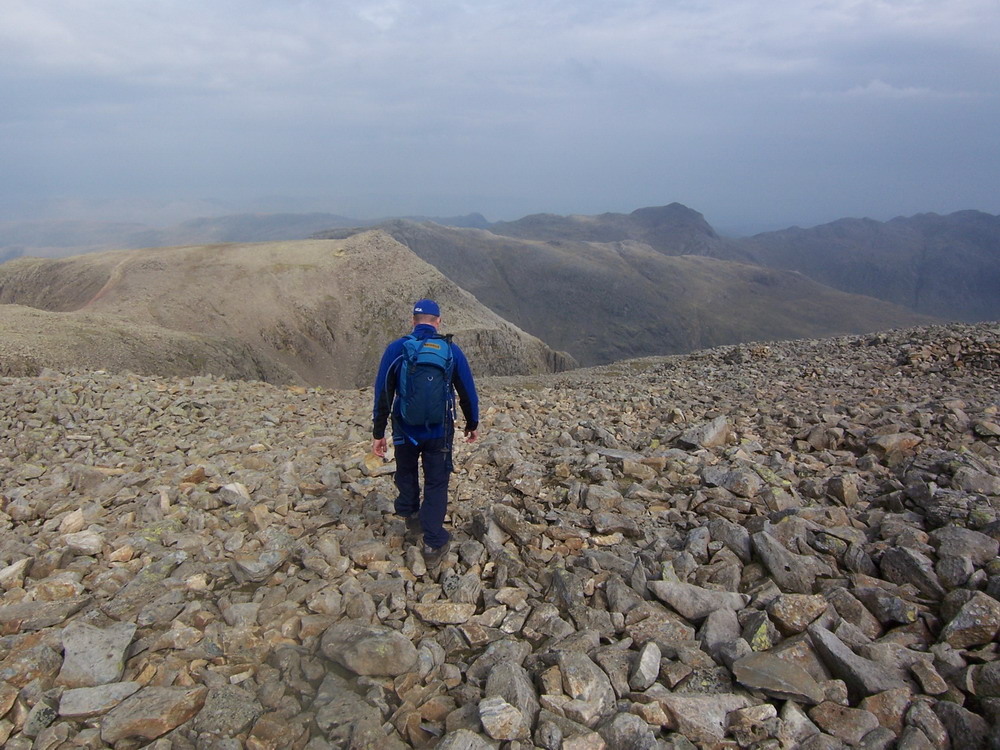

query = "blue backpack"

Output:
[[397, 334, 454, 427]]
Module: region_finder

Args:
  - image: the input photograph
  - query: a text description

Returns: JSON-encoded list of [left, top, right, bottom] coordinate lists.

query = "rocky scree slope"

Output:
[[0, 322, 999, 749], [0, 232, 573, 387]]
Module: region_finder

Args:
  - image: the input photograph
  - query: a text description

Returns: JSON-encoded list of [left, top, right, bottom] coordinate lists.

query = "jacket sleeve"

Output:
[[451, 343, 479, 432], [373, 343, 401, 439]]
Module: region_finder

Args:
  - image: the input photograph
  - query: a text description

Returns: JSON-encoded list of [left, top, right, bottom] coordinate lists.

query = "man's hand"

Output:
[[464, 429, 478, 443], [372, 437, 388, 458]]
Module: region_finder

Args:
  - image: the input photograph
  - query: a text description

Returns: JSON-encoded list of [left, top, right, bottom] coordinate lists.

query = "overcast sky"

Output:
[[2, 0, 998, 233]]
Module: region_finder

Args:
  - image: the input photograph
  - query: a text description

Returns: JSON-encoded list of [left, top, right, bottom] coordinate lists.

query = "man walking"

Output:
[[372, 299, 479, 568]]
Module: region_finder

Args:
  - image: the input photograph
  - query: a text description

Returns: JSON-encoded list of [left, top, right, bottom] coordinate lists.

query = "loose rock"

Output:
[[0, 322, 998, 748]]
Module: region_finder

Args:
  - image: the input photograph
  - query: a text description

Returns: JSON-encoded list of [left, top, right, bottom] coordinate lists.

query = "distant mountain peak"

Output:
[[630, 202, 702, 219], [486, 202, 721, 255], [629, 203, 717, 236]]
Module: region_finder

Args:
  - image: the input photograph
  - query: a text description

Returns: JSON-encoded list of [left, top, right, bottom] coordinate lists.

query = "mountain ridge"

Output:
[[0, 232, 574, 386], [4, 204, 996, 326], [1, 202, 995, 384], [316, 219, 934, 366]]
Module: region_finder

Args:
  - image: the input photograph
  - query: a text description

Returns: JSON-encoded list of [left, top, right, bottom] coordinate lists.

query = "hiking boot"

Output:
[[422, 541, 451, 569], [404, 514, 422, 544]]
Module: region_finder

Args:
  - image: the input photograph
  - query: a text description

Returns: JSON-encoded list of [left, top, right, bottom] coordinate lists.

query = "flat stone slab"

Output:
[[100, 686, 207, 744], [648, 580, 750, 621], [59, 682, 141, 719], [733, 651, 825, 704], [411, 602, 477, 624], [0, 597, 90, 632], [320, 621, 418, 676], [808, 625, 907, 702], [657, 693, 753, 743], [58, 620, 136, 688]]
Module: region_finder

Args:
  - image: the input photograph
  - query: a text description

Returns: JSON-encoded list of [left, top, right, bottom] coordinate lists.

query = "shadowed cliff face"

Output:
[[483, 205, 1000, 323], [0, 232, 574, 387], [721, 210, 1000, 322]]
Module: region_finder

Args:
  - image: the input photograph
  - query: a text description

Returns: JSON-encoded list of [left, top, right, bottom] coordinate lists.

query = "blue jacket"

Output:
[[372, 324, 479, 444]]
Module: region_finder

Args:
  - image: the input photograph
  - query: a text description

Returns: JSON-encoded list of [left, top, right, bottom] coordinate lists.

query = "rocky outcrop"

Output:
[[0, 321, 998, 748]]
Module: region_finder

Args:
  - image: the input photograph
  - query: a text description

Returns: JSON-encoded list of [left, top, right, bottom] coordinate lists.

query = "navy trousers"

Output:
[[393, 436, 451, 549]]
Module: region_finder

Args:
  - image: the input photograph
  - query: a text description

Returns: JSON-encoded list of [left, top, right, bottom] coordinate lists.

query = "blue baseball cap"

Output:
[[413, 299, 441, 316]]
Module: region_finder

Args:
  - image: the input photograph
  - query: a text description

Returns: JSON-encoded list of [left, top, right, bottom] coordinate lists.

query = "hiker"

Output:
[[372, 299, 479, 568]]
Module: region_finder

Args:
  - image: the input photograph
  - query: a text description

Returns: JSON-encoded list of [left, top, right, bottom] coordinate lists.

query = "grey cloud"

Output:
[[0, 0, 998, 229]]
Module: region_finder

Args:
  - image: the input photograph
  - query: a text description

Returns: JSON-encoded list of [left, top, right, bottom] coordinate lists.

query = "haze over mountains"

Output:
[[0, 202, 996, 385], [0, 212, 490, 263]]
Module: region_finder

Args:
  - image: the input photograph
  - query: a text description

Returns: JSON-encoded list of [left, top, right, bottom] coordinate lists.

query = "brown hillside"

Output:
[[0, 304, 294, 381], [0, 232, 574, 386]]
